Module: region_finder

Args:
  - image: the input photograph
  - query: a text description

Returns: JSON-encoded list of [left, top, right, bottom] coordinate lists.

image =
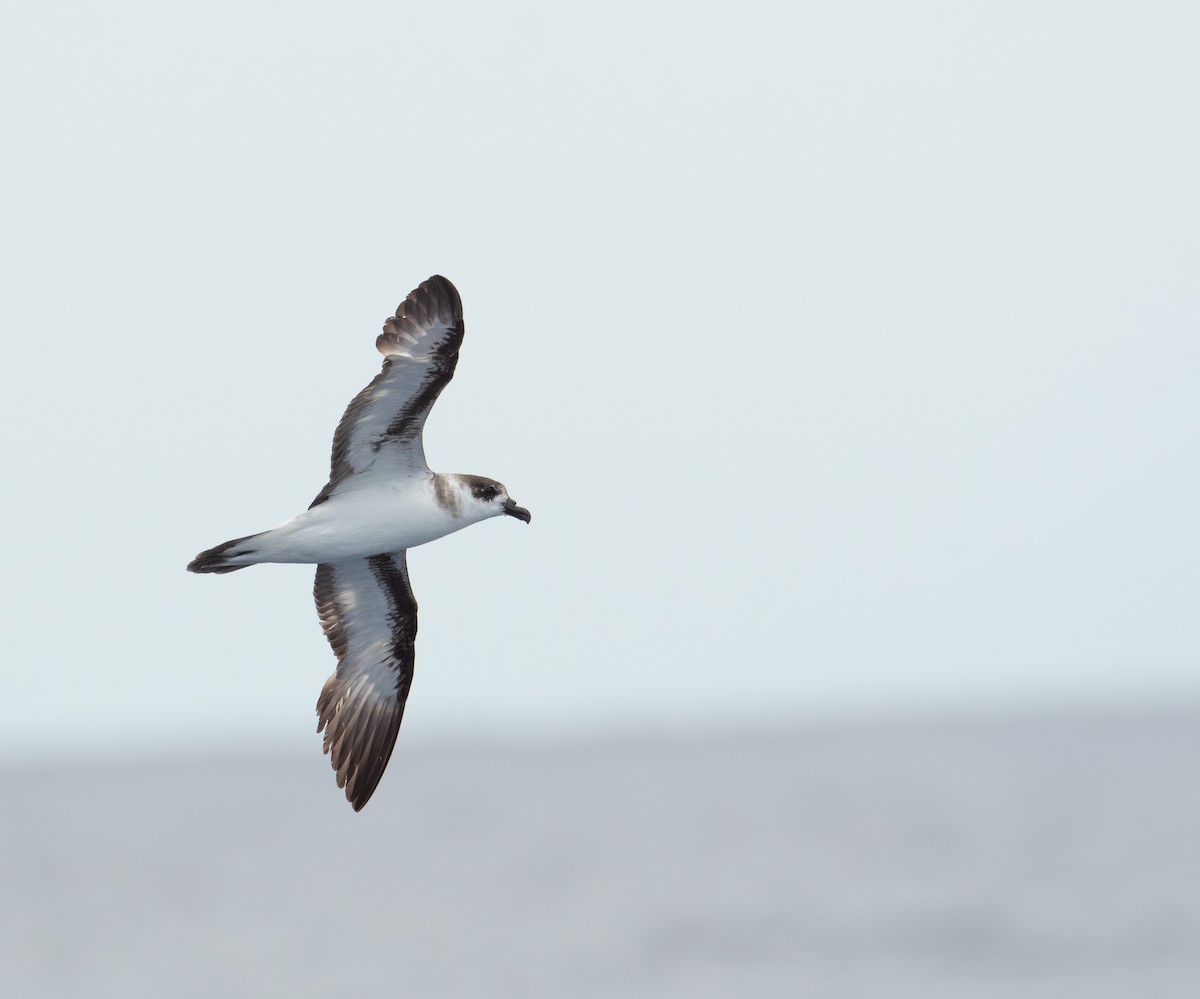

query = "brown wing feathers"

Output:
[[377, 274, 463, 358], [314, 554, 417, 810], [312, 276, 465, 506]]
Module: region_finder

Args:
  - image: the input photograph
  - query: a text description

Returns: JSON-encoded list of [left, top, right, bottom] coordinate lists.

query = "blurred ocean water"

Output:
[[3, 710, 1198, 998]]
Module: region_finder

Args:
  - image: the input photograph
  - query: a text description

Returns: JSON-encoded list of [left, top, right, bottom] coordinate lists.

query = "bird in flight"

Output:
[[188, 276, 531, 810]]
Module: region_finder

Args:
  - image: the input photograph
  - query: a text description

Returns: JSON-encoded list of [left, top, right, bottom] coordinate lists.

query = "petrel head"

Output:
[[457, 474, 532, 524]]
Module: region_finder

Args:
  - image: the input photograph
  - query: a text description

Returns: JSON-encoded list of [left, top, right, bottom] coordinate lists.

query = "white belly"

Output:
[[248, 481, 473, 564]]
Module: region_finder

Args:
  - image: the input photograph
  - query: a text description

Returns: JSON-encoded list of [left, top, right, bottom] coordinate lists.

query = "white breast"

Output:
[[247, 477, 472, 564]]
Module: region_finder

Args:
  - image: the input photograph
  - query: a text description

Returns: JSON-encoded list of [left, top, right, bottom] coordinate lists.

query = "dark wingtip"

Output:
[[423, 274, 458, 296], [377, 275, 465, 354], [339, 767, 386, 811]]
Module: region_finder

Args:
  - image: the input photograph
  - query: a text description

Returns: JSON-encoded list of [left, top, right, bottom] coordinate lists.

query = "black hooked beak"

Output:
[[503, 498, 532, 523]]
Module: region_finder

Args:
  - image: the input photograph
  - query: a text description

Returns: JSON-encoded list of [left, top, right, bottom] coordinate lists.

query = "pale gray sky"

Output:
[[3, 1, 1197, 761]]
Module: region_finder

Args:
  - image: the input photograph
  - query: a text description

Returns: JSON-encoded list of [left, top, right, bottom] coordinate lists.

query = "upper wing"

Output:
[[313, 275, 464, 506], [314, 552, 417, 810]]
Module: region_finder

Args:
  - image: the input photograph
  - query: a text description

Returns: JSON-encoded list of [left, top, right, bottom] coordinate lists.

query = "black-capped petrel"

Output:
[[188, 276, 530, 810]]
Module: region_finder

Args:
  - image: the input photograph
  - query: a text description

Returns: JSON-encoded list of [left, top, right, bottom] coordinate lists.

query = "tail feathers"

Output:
[[187, 533, 264, 574]]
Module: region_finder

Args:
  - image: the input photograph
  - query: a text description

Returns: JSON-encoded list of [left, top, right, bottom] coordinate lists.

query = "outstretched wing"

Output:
[[312, 275, 464, 507], [314, 552, 417, 810]]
